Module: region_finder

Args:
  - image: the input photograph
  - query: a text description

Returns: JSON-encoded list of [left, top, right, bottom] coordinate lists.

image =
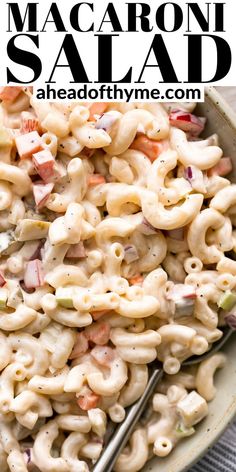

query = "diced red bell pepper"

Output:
[[91, 345, 115, 367], [130, 134, 168, 162], [77, 391, 100, 410], [85, 322, 110, 345], [69, 332, 89, 359]]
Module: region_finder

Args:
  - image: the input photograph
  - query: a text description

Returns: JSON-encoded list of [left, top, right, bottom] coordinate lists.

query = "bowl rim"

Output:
[[185, 86, 236, 470], [205, 86, 236, 131], [144, 86, 236, 472]]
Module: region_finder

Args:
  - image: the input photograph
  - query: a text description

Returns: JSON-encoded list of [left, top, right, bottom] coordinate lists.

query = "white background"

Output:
[[0, 0, 235, 87]]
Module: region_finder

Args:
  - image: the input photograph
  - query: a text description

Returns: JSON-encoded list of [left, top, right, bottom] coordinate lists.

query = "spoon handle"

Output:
[[93, 368, 163, 472]]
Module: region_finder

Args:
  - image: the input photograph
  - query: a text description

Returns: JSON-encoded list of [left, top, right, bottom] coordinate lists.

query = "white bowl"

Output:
[[143, 87, 236, 472]]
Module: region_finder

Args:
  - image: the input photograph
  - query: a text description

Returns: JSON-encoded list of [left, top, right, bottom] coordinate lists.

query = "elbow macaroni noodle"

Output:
[[0, 89, 232, 471]]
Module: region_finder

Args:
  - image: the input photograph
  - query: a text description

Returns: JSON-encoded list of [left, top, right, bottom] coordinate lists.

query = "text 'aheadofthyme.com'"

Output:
[[34, 84, 204, 102]]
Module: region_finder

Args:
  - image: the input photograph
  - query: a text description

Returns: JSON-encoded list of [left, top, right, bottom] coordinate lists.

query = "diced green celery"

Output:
[[0, 288, 8, 309], [0, 128, 12, 147], [175, 422, 195, 438], [56, 287, 74, 308], [218, 290, 236, 311]]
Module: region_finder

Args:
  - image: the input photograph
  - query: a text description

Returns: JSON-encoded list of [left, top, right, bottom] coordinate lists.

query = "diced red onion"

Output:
[[169, 110, 206, 136], [225, 313, 236, 330], [184, 165, 206, 193], [0, 271, 6, 287], [137, 217, 158, 235], [185, 166, 193, 180], [124, 245, 139, 264], [28, 240, 45, 262], [24, 259, 44, 289], [166, 228, 184, 241], [23, 448, 36, 471], [95, 113, 118, 132], [23, 448, 31, 464], [20, 280, 35, 294]]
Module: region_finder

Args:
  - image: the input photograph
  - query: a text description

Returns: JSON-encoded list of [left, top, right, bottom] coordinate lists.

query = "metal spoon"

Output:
[[93, 327, 234, 472]]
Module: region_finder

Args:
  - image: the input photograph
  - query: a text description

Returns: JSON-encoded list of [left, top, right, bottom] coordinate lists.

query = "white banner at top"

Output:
[[0, 0, 235, 99]]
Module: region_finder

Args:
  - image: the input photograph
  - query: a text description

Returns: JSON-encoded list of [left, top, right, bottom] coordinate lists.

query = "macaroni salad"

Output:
[[0, 86, 234, 472]]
